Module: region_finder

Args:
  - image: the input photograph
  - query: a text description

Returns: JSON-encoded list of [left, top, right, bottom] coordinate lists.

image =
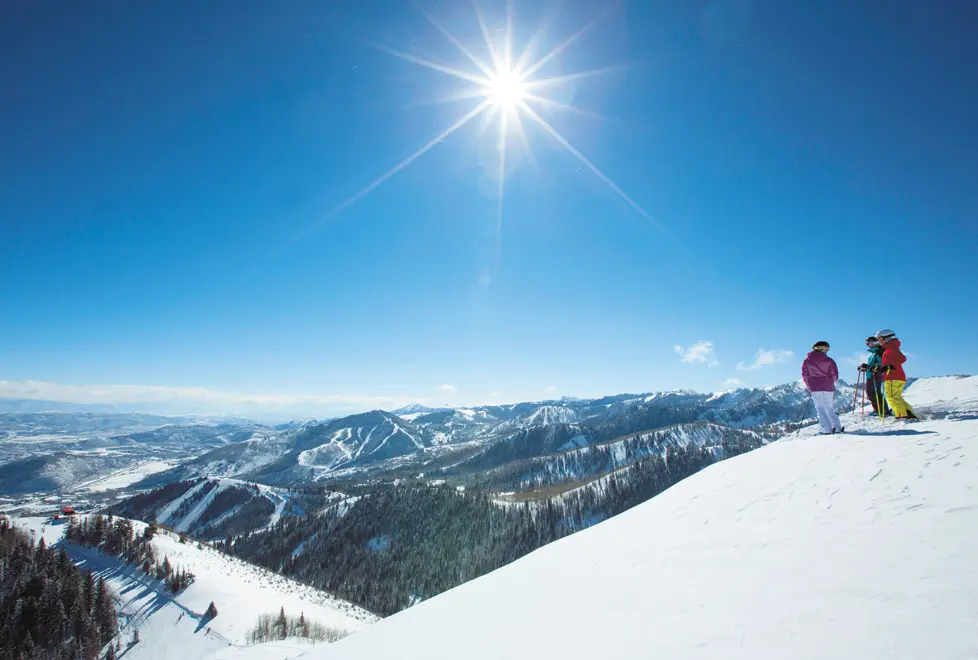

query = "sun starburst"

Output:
[[295, 2, 672, 262]]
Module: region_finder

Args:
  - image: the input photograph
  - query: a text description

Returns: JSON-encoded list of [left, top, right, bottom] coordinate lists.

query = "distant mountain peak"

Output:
[[392, 403, 440, 415]]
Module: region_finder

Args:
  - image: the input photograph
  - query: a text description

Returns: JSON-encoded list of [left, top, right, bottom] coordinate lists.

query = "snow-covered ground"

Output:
[[303, 376, 978, 659], [13, 515, 378, 660], [77, 460, 176, 492], [903, 374, 978, 416]]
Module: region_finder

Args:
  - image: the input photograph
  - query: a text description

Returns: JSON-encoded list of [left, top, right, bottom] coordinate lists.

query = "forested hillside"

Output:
[[220, 441, 748, 615], [0, 517, 118, 660], [453, 422, 764, 491]]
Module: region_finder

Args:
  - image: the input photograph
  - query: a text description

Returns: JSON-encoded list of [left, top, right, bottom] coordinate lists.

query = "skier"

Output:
[[876, 329, 918, 420], [802, 341, 843, 434], [858, 336, 890, 417]]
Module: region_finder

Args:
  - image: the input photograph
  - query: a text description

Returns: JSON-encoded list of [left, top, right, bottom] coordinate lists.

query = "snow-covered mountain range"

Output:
[[116, 380, 854, 490]]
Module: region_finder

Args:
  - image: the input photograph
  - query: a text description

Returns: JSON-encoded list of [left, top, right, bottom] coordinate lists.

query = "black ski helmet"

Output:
[[813, 341, 830, 351]]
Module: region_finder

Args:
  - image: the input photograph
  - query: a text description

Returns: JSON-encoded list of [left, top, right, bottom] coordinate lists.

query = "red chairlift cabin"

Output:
[[61, 506, 77, 516]]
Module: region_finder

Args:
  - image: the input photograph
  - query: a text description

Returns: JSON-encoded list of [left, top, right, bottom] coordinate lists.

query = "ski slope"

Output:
[[311, 376, 978, 660], [14, 515, 378, 660]]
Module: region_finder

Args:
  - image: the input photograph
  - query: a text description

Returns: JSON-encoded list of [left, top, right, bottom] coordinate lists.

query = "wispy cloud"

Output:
[[737, 348, 794, 371], [674, 340, 719, 368], [437, 384, 458, 393], [545, 385, 558, 394], [841, 352, 870, 368], [0, 380, 423, 421], [723, 378, 744, 387]]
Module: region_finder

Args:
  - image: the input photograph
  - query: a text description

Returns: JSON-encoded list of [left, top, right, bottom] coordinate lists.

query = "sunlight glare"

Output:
[[487, 69, 526, 109]]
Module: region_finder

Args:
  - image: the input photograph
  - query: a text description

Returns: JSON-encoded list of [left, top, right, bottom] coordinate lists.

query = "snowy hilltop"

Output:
[[301, 376, 978, 659]]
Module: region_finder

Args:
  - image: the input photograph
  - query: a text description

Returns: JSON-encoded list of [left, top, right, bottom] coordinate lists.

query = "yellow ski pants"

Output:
[[884, 380, 915, 418]]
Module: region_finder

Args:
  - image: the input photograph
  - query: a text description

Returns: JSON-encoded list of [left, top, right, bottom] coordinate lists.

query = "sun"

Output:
[[486, 69, 526, 110], [287, 4, 676, 262]]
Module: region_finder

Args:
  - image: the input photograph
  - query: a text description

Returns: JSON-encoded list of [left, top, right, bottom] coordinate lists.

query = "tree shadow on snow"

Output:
[[194, 614, 215, 634], [139, 592, 170, 621]]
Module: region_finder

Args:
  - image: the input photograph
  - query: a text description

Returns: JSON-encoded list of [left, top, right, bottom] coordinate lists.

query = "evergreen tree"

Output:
[[276, 607, 287, 640], [83, 570, 95, 614]]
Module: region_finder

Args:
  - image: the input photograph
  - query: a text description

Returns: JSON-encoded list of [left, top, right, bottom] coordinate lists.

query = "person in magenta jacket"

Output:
[[802, 341, 843, 434]]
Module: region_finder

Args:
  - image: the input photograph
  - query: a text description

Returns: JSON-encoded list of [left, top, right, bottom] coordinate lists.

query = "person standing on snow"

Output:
[[859, 336, 890, 417], [876, 329, 918, 420], [802, 341, 844, 434]]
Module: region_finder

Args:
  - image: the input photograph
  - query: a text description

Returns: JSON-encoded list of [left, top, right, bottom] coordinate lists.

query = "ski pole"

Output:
[[797, 392, 812, 423], [880, 379, 887, 424], [875, 383, 884, 425]]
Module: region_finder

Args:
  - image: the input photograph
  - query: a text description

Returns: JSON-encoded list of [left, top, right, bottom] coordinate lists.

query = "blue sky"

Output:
[[2, 0, 976, 417]]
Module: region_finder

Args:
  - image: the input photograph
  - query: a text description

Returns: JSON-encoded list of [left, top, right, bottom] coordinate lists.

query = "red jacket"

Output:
[[880, 338, 907, 381]]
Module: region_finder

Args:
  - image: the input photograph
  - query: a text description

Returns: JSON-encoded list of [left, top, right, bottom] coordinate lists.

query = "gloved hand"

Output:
[[882, 364, 894, 373], [858, 363, 869, 371]]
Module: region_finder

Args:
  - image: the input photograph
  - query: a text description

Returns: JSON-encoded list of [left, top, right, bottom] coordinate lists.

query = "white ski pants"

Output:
[[812, 390, 841, 433]]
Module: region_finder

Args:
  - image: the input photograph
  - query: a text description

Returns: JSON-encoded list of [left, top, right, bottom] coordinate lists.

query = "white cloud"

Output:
[[737, 348, 794, 371], [437, 384, 458, 393], [0, 379, 424, 422], [674, 340, 719, 368], [723, 378, 744, 387], [545, 385, 557, 393]]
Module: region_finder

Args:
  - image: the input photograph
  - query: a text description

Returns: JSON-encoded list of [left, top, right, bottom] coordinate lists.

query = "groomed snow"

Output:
[[307, 376, 978, 660]]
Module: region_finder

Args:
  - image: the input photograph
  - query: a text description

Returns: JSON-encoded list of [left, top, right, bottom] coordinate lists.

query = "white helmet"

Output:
[[876, 329, 896, 340]]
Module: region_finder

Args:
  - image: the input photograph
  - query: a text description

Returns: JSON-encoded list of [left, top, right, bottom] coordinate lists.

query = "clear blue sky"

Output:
[[2, 0, 976, 415]]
